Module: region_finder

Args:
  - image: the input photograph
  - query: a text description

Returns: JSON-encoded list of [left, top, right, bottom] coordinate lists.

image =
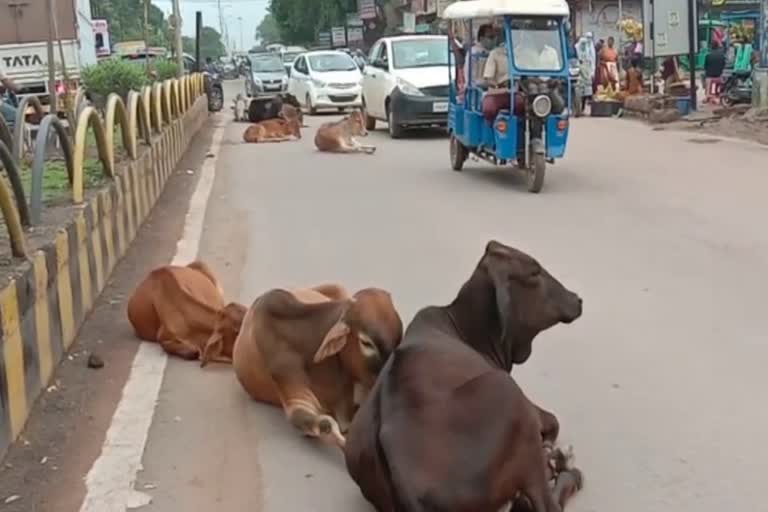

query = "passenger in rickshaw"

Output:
[[481, 25, 562, 123]]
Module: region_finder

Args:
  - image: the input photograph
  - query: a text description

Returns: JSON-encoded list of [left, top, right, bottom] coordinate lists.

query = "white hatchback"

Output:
[[288, 50, 363, 114], [361, 35, 453, 138]]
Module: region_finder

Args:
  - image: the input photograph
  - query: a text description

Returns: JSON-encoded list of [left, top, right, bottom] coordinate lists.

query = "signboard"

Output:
[[358, 0, 376, 20], [93, 19, 111, 57], [347, 13, 363, 27], [643, 0, 697, 58], [348, 27, 364, 43], [403, 12, 416, 33], [331, 26, 347, 47], [318, 31, 332, 47]]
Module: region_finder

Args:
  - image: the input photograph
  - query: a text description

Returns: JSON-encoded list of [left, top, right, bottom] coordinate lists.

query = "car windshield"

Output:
[[308, 53, 357, 72], [250, 56, 284, 73], [392, 39, 450, 69], [509, 18, 564, 72]]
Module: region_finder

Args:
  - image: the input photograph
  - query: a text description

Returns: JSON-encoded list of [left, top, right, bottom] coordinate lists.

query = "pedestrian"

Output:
[[704, 40, 725, 104], [0, 62, 19, 128], [599, 36, 620, 90]]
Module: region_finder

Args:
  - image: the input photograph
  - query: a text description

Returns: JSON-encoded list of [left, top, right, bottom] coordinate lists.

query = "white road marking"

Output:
[[79, 119, 226, 512]]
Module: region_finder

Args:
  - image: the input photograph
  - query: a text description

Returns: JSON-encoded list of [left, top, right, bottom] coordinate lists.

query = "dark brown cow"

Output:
[[233, 285, 403, 448], [344, 241, 584, 512]]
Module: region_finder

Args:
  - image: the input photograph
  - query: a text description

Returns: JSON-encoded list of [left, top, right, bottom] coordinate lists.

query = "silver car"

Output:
[[246, 54, 289, 96]]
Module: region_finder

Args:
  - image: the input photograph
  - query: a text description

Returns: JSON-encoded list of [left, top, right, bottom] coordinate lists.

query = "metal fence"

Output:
[[0, 73, 206, 258]]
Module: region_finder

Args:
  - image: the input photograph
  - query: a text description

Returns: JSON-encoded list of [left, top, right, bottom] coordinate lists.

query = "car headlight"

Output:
[[252, 75, 262, 84], [532, 94, 552, 118], [312, 78, 327, 88], [396, 77, 424, 96], [281, 76, 288, 84]]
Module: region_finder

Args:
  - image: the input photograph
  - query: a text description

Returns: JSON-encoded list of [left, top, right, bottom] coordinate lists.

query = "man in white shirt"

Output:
[[0, 63, 19, 126], [481, 43, 512, 122]]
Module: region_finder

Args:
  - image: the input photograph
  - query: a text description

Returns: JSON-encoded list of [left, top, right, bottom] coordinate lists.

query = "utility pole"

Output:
[[687, 0, 697, 110], [172, 0, 184, 77], [45, 0, 57, 113], [754, 0, 768, 107], [144, 0, 150, 74], [196, 11, 202, 72], [238, 16, 244, 51]]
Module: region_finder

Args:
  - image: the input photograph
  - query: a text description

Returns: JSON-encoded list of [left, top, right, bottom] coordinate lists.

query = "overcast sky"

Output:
[[152, 0, 269, 52]]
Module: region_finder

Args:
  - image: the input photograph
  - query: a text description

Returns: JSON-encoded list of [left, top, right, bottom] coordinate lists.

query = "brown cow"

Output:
[[344, 241, 584, 512], [314, 110, 376, 154], [127, 262, 245, 364], [233, 284, 402, 448], [242, 117, 301, 143]]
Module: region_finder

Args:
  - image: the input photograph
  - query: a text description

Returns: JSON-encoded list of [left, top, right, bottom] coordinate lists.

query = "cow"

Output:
[[344, 241, 584, 512], [232, 284, 403, 449], [314, 110, 376, 154], [127, 261, 245, 364], [242, 117, 301, 143]]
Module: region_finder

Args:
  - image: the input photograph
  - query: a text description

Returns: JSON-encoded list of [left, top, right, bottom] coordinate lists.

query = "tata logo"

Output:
[[2, 55, 44, 68]]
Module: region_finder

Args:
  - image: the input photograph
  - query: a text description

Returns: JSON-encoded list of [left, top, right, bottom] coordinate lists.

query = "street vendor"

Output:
[[0, 62, 19, 127], [599, 36, 620, 89], [625, 57, 644, 95]]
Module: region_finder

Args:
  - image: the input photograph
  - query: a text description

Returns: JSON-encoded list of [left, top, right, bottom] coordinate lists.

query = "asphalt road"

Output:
[[4, 79, 768, 511]]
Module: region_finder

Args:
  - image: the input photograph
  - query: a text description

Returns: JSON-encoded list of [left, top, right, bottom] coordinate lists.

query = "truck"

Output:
[[1, 0, 97, 106]]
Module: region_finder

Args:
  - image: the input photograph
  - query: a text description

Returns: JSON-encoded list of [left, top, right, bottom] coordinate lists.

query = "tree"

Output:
[[256, 14, 282, 44], [91, 0, 170, 46], [182, 26, 227, 60], [269, 0, 357, 44]]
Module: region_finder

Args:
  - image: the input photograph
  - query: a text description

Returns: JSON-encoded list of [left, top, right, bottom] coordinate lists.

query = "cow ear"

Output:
[[314, 321, 350, 362]]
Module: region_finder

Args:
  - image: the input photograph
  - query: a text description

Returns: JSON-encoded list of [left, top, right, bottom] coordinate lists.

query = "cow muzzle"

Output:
[[560, 293, 583, 324]]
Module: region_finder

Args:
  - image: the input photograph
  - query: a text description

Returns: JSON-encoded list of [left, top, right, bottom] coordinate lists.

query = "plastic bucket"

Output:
[[675, 97, 691, 116]]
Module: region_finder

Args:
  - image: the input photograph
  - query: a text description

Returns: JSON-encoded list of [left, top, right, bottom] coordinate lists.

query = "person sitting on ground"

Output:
[[625, 57, 644, 95], [0, 62, 18, 127]]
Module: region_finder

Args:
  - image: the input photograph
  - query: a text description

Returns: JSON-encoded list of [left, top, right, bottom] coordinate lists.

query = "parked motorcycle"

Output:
[[203, 70, 224, 112], [720, 70, 752, 107]]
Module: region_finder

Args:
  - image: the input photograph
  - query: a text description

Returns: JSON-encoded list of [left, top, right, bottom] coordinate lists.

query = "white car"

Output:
[[362, 35, 453, 138], [287, 50, 363, 114]]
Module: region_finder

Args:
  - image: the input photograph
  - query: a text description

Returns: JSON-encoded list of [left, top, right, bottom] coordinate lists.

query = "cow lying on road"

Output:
[[127, 262, 246, 364], [243, 117, 301, 143], [314, 110, 376, 154], [233, 284, 402, 448], [345, 241, 584, 512]]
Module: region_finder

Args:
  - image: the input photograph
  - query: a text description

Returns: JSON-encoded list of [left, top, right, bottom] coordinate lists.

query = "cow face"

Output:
[[312, 289, 403, 388], [482, 240, 582, 364], [287, 117, 302, 139], [200, 302, 248, 367], [347, 110, 368, 137]]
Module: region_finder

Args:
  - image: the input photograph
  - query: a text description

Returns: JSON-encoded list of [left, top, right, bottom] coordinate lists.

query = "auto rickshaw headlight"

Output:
[[532, 94, 552, 118]]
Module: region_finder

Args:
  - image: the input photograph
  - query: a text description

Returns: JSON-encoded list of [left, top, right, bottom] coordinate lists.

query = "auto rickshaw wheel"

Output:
[[527, 153, 546, 193], [450, 135, 467, 172]]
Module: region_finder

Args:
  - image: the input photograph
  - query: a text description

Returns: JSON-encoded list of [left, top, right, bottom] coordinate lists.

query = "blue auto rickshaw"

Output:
[[442, 0, 573, 193]]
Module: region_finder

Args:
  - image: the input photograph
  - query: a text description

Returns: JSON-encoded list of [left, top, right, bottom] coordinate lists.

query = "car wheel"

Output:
[[387, 109, 404, 139], [306, 93, 318, 115]]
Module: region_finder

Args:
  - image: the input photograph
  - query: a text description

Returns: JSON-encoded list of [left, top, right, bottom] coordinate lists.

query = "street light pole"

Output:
[[238, 16, 244, 51]]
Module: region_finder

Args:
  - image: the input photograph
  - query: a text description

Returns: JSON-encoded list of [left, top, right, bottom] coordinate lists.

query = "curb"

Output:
[[0, 96, 209, 456]]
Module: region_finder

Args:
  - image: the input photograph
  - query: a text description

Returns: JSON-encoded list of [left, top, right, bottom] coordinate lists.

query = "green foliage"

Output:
[[91, 0, 169, 47], [269, 0, 357, 44], [153, 58, 179, 80], [182, 26, 227, 60], [256, 13, 282, 44], [81, 59, 148, 101]]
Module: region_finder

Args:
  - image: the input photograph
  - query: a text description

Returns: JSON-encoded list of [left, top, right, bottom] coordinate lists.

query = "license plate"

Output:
[[433, 102, 449, 113]]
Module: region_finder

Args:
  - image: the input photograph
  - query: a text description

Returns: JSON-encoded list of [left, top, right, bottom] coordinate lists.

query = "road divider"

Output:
[[0, 73, 208, 458]]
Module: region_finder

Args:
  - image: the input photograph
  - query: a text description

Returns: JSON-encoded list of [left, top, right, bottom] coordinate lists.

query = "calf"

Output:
[[233, 284, 402, 448], [314, 110, 376, 154], [127, 262, 245, 363], [345, 241, 584, 512], [242, 118, 301, 143]]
